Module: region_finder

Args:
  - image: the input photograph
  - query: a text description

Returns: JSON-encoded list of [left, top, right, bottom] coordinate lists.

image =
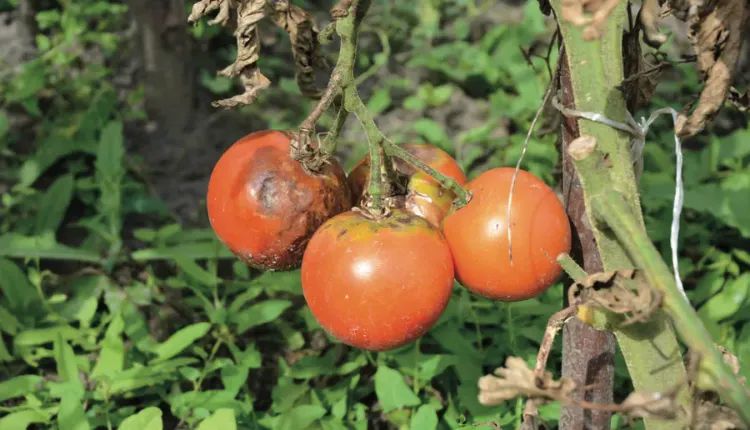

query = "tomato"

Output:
[[301, 209, 455, 351], [207, 130, 352, 270], [348, 143, 467, 227], [442, 168, 571, 301]]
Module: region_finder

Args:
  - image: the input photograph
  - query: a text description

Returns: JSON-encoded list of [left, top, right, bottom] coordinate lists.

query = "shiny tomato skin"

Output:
[[301, 209, 455, 351], [348, 143, 467, 227], [442, 168, 571, 301], [207, 130, 352, 271]]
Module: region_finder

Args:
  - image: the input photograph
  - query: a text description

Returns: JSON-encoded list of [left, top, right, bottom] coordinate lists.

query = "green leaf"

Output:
[[410, 405, 438, 430], [58, 388, 90, 430], [152, 322, 211, 361], [230, 300, 292, 334], [221, 364, 249, 396], [197, 408, 236, 430], [699, 274, 750, 322], [107, 358, 197, 394], [374, 366, 421, 412], [91, 313, 125, 378], [0, 234, 101, 262], [412, 118, 451, 150], [276, 405, 327, 430], [34, 174, 75, 234], [95, 120, 125, 238], [173, 256, 221, 286], [54, 336, 82, 390], [0, 306, 21, 335], [0, 375, 44, 402], [0, 257, 37, 312], [0, 409, 51, 430], [14, 325, 82, 346], [0, 110, 8, 143], [117, 407, 163, 430], [132, 242, 233, 261]]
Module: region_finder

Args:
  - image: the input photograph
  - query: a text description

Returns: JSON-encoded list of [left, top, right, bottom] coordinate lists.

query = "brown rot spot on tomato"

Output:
[[207, 130, 352, 271]]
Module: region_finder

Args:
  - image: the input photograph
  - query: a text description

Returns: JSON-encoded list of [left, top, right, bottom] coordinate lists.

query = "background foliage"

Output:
[[0, 1, 748, 429]]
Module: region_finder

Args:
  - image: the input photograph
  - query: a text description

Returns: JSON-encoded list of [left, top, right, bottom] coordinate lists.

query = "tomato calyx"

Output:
[[289, 130, 333, 174]]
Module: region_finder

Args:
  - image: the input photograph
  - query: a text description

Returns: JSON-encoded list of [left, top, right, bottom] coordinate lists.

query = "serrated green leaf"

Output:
[[152, 322, 211, 361], [117, 407, 162, 430], [230, 300, 292, 334], [0, 375, 44, 402], [34, 174, 74, 234], [410, 404, 438, 430], [374, 366, 420, 412], [197, 408, 236, 430]]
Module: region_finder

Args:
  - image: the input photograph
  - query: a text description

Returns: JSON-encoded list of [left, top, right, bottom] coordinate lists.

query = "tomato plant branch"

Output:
[[383, 140, 471, 206], [295, 0, 469, 213], [550, 1, 692, 428], [592, 192, 750, 424]]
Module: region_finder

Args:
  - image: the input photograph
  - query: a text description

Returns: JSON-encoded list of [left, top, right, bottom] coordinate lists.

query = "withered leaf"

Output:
[[671, 0, 748, 137], [568, 269, 662, 325], [620, 391, 679, 420], [478, 356, 576, 406], [189, 0, 327, 108]]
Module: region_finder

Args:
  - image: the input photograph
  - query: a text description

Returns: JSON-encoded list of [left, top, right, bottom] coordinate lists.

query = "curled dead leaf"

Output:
[[189, 0, 327, 107], [620, 391, 679, 420], [639, 0, 668, 47], [478, 356, 576, 406], [569, 269, 662, 325], [671, 0, 748, 137]]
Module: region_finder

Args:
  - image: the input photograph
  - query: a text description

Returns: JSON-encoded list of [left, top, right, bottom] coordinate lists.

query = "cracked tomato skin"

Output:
[[207, 130, 352, 271], [442, 167, 571, 301], [301, 209, 455, 351], [348, 143, 467, 227]]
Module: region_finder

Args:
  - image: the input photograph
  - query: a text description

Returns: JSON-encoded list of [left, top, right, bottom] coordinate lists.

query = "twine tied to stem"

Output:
[[507, 92, 688, 301]]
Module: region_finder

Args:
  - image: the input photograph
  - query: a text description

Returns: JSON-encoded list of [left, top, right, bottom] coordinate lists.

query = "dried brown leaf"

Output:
[[478, 356, 576, 406], [670, 0, 749, 137], [693, 397, 744, 430], [639, 0, 668, 47], [269, 1, 328, 98], [620, 391, 679, 420], [569, 269, 662, 325], [559, 0, 621, 40], [190, 0, 327, 107]]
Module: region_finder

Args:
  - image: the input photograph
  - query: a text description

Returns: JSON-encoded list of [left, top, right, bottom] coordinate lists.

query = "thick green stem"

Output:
[[593, 193, 750, 424], [550, 1, 691, 428]]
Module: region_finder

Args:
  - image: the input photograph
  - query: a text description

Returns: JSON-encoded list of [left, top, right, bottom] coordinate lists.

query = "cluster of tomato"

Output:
[[207, 130, 571, 351]]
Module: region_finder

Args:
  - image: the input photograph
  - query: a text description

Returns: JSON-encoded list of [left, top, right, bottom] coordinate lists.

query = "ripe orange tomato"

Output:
[[207, 130, 352, 270], [442, 168, 571, 301], [301, 209, 455, 351], [348, 143, 467, 227]]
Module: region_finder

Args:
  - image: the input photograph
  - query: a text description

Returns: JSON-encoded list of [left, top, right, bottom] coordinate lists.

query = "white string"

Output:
[[507, 87, 552, 263], [551, 97, 688, 301]]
